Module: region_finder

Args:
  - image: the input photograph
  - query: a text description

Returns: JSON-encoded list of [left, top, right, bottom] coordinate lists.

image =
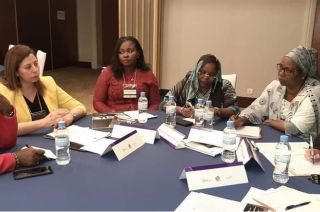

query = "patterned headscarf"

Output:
[[285, 45, 319, 81], [185, 54, 222, 101]]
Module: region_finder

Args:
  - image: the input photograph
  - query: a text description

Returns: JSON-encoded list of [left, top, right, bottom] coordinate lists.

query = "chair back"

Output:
[[222, 74, 237, 89]]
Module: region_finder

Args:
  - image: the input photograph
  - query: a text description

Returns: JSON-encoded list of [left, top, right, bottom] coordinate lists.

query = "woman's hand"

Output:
[[15, 148, 45, 167], [305, 149, 320, 163], [42, 109, 69, 128], [182, 107, 195, 118], [229, 115, 249, 127]]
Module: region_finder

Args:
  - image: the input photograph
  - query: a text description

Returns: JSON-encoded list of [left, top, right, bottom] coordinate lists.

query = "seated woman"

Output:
[[159, 54, 239, 119], [230, 46, 320, 138], [93, 36, 160, 112], [0, 45, 86, 135]]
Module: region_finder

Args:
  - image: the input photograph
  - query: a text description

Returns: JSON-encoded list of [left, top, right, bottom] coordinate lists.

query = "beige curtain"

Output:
[[118, 0, 163, 84]]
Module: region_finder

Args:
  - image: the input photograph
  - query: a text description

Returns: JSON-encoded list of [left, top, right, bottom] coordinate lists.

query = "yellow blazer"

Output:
[[0, 76, 87, 123]]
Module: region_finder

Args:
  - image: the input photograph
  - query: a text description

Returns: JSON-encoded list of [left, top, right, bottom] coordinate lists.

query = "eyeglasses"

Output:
[[277, 63, 301, 75], [197, 70, 216, 79]]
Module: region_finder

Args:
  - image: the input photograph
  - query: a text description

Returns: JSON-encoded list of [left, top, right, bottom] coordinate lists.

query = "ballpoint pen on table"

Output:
[[310, 134, 314, 165], [250, 140, 259, 152], [285, 201, 311, 210]]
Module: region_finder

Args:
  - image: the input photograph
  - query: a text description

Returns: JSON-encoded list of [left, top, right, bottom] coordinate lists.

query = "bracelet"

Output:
[[12, 153, 20, 168], [179, 107, 184, 114], [214, 107, 221, 116]]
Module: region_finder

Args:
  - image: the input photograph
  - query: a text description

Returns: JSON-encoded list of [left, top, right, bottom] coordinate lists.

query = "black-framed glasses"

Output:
[[197, 70, 216, 79], [277, 63, 301, 75]]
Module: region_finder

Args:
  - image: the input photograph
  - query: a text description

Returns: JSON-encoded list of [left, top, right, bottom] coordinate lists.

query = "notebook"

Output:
[[236, 126, 262, 139]]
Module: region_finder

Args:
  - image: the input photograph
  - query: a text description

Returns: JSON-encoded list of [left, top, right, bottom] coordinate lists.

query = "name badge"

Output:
[[123, 84, 137, 98], [179, 162, 248, 191], [111, 130, 145, 161]]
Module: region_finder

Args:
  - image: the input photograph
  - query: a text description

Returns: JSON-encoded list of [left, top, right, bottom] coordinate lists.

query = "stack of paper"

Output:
[[253, 186, 320, 211], [257, 142, 320, 176], [183, 140, 223, 157], [236, 126, 261, 139], [123, 110, 157, 120], [46, 125, 110, 146], [175, 192, 242, 211]]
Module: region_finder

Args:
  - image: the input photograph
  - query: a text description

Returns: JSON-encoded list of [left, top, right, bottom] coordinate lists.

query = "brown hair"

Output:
[[2, 45, 45, 96]]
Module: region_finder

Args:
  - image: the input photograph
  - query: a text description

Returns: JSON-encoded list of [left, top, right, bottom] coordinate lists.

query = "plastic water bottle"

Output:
[[166, 96, 176, 127], [195, 98, 205, 127], [273, 135, 291, 184], [138, 92, 148, 123], [222, 121, 237, 163], [204, 100, 214, 129], [55, 121, 70, 165]]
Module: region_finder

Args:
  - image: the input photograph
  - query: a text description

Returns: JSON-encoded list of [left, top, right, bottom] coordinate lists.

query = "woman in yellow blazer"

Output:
[[0, 45, 86, 135]]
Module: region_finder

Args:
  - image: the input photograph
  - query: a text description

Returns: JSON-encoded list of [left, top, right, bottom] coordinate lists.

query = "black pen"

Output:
[[285, 201, 311, 210]]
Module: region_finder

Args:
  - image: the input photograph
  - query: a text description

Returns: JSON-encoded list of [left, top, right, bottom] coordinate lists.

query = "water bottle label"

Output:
[[275, 151, 291, 164], [204, 112, 214, 121], [274, 163, 288, 174], [195, 109, 204, 118], [138, 102, 148, 110], [166, 106, 176, 114], [56, 137, 69, 147], [223, 136, 236, 145]]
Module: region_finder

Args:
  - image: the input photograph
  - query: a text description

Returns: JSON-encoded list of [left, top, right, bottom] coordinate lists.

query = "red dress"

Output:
[[0, 108, 17, 175], [93, 66, 160, 112]]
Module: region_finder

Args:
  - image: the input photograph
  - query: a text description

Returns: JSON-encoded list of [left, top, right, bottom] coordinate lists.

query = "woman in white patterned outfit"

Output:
[[230, 46, 320, 139]]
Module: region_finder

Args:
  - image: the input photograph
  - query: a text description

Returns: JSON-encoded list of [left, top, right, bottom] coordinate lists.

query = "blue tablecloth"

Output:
[[0, 111, 317, 210]]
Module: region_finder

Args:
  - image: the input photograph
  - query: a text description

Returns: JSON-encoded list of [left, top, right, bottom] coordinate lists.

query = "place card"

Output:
[[112, 122, 159, 144], [111, 130, 144, 161], [179, 162, 248, 191], [158, 123, 186, 149]]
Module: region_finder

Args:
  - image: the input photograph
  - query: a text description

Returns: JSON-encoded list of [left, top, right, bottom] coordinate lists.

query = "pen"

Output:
[[25, 144, 32, 148], [250, 140, 259, 152], [285, 201, 311, 210], [235, 112, 241, 120], [310, 134, 314, 165]]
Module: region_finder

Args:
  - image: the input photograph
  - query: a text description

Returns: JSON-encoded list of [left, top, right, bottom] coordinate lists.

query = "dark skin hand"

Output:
[[15, 148, 45, 167], [0, 93, 13, 116]]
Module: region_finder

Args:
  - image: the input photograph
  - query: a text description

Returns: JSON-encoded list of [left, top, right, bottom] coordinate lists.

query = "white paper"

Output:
[[254, 186, 313, 211], [175, 192, 242, 211], [236, 126, 260, 139], [188, 128, 224, 147], [22, 146, 56, 159], [183, 117, 195, 124], [257, 142, 320, 176], [80, 138, 116, 156], [241, 187, 266, 205], [184, 141, 223, 157], [123, 110, 157, 120], [46, 125, 110, 146], [111, 124, 158, 144]]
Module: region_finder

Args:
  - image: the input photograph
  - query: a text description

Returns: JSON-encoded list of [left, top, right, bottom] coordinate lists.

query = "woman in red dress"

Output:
[[93, 36, 160, 112]]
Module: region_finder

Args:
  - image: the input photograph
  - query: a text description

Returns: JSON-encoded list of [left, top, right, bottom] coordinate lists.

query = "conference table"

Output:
[[0, 111, 318, 210]]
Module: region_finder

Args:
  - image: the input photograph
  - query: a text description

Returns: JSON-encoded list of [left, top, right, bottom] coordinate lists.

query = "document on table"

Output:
[[175, 192, 242, 211], [236, 126, 261, 139], [257, 142, 320, 176], [183, 139, 223, 157], [45, 125, 110, 146], [80, 138, 116, 156], [253, 186, 319, 211], [123, 110, 157, 119]]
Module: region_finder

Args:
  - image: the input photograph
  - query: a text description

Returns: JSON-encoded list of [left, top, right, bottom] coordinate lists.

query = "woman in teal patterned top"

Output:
[[159, 54, 240, 119]]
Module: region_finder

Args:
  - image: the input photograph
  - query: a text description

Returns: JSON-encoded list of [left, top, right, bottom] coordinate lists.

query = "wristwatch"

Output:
[[214, 107, 221, 116]]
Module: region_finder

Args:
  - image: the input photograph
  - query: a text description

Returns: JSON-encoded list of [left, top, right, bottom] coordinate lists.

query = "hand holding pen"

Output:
[[310, 134, 314, 165], [229, 112, 249, 127], [181, 101, 194, 118]]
